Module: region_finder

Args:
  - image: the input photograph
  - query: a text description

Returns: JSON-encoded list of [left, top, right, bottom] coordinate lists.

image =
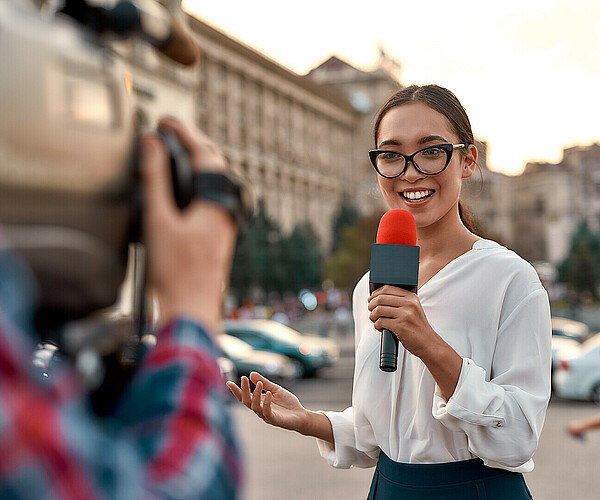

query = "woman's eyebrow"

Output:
[[419, 135, 448, 145], [378, 135, 449, 149], [378, 139, 401, 148]]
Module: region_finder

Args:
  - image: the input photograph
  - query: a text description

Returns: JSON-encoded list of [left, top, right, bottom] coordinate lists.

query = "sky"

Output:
[[182, 0, 600, 175]]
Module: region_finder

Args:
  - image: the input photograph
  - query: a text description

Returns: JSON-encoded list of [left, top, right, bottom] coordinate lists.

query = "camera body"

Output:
[[0, 1, 140, 326]]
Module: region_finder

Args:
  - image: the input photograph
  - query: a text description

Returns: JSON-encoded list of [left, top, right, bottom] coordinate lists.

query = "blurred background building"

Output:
[[188, 16, 362, 252], [463, 143, 600, 267], [307, 50, 402, 216], [121, 1, 402, 252], [122, 1, 600, 274]]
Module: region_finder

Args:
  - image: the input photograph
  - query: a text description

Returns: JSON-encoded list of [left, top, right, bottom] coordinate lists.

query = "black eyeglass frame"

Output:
[[368, 143, 466, 178]]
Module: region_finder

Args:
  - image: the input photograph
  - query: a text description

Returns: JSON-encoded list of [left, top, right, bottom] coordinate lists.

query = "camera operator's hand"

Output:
[[139, 117, 236, 333]]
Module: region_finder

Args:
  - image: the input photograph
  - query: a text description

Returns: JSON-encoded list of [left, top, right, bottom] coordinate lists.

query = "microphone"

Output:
[[370, 209, 419, 372]]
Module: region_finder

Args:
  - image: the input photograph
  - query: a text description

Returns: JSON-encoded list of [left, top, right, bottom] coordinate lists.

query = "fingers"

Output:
[[235, 376, 267, 419], [372, 317, 396, 334], [249, 371, 278, 392], [368, 285, 412, 302], [368, 288, 420, 315], [226, 381, 242, 402], [262, 390, 273, 421], [251, 380, 263, 413], [368, 293, 406, 326], [157, 116, 227, 170], [230, 374, 285, 427], [368, 305, 399, 324], [157, 116, 195, 151], [240, 375, 253, 407]]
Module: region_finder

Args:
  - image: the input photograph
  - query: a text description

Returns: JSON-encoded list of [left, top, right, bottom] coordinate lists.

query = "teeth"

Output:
[[403, 190, 432, 200]]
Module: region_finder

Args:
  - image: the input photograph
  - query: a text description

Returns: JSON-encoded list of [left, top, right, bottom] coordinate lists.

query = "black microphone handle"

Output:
[[380, 328, 399, 372], [370, 243, 419, 374]]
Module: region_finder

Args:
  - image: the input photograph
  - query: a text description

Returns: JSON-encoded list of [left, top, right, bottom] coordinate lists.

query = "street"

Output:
[[229, 336, 600, 500]]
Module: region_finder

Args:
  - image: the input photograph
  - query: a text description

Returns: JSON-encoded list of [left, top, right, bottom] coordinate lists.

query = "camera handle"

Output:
[[130, 128, 194, 341]]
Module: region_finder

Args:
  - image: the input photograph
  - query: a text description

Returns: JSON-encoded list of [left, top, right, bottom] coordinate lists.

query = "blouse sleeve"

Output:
[[315, 273, 380, 470], [315, 407, 380, 469], [432, 287, 552, 472]]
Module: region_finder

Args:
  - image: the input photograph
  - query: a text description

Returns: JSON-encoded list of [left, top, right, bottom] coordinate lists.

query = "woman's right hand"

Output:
[[226, 372, 309, 433]]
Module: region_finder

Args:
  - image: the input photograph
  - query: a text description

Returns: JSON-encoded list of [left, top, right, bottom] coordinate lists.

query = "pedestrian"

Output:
[[567, 413, 600, 440], [227, 84, 552, 499]]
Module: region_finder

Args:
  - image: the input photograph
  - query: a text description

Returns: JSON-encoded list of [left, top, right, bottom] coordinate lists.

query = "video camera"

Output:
[[0, 0, 212, 408], [0, 0, 200, 332]]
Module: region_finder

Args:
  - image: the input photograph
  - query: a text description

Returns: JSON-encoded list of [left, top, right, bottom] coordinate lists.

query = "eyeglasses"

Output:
[[369, 143, 466, 178]]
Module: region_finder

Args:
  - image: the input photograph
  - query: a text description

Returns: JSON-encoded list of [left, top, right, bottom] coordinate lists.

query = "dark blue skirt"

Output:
[[367, 453, 533, 500]]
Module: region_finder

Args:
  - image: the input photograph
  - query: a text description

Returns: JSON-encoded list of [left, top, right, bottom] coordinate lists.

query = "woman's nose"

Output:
[[402, 160, 425, 181]]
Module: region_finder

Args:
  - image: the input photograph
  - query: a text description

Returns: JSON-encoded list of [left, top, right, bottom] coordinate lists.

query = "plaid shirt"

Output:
[[0, 243, 242, 499]]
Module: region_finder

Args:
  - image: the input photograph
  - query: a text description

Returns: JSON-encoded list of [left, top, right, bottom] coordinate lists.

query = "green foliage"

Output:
[[331, 197, 360, 253], [283, 223, 323, 292], [231, 198, 387, 301], [325, 210, 385, 291], [229, 200, 323, 300], [558, 220, 600, 299]]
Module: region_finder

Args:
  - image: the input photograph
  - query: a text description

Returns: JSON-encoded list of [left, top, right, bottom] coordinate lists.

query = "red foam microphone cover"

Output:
[[376, 209, 417, 246]]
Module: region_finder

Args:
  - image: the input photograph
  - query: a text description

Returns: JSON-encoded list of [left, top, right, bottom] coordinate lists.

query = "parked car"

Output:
[[223, 319, 340, 378], [551, 317, 590, 343], [553, 332, 600, 404], [217, 333, 296, 382], [551, 317, 592, 391], [551, 336, 581, 393], [217, 354, 237, 384]]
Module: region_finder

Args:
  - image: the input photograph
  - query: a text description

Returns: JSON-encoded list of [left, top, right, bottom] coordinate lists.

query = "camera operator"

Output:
[[0, 117, 243, 499]]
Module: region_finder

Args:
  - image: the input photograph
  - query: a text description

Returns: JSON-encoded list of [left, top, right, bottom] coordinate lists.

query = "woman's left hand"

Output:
[[367, 285, 436, 359]]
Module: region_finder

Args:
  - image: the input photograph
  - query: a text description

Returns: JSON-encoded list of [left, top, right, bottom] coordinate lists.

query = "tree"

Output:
[[331, 197, 360, 253], [325, 210, 385, 291], [282, 223, 322, 292], [230, 200, 324, 301], [559, 221, 600, 299], [230, 200, 285, 300]]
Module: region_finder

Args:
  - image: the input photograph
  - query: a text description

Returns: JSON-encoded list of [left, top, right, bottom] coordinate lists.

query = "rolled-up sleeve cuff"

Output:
[[315, 410, 378, 469], [486, 458, 534, 473], [433, 358, 505, 430]]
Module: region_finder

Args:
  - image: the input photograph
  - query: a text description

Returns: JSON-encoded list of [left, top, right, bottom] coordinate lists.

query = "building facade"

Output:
[[121, 2, 405, 251], [121, 2, 377, 252], [461, 141, 515, 247], [188, 17, 362, 251], [307, 53, 403, 215], [122, 2, 600, 270], [463, 143, 600, 267]]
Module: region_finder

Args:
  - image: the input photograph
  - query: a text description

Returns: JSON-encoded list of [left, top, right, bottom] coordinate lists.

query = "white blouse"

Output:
[[317, 240, 552, 473]]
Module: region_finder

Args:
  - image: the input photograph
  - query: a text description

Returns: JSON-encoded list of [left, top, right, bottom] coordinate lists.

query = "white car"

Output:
[[552, 336, 581, 372], [553, 332, 600, 404], [551, 317, 590, 342]]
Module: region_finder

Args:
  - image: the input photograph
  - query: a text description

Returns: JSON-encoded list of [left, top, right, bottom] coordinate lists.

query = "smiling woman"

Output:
[[371, 86, 480, 237], [227, 84, 552, 500]]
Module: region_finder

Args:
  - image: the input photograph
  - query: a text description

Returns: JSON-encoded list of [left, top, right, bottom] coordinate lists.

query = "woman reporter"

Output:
[[227, 84, 551, 499]]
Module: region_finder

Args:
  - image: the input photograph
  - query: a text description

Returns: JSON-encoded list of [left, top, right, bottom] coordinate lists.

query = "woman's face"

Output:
[[375, 102, 476, 230]]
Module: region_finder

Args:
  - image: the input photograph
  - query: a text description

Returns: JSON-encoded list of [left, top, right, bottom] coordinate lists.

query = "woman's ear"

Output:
[[461, 144, 478, 179]]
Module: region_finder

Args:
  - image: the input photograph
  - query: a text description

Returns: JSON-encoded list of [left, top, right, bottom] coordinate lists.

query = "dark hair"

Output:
[[373, 84, 479, 232]]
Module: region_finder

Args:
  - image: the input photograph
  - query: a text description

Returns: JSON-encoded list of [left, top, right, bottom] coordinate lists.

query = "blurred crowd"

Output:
[[225, 286, 354, 337]]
